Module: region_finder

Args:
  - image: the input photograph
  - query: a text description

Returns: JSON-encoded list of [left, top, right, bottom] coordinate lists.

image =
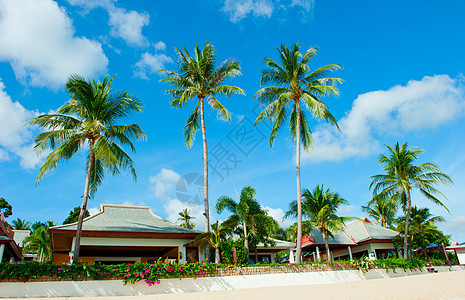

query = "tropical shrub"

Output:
[[221, 238, 248, 265]]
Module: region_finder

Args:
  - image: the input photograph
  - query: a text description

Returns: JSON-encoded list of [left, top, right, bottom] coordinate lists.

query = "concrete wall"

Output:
[[1, 266, 464, 298]]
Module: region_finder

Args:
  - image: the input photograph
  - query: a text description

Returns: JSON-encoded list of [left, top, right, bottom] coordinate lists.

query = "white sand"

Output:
[[21, 270, 465, 300]]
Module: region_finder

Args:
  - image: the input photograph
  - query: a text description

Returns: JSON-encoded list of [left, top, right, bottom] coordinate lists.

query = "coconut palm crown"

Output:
[[28, 74, 146, 264], [370, 142, 452, 258], [255, 43, 342, 262], [161, 42, 245, 246], [362, 193, 399, 227], [285, 184, 351, 261]]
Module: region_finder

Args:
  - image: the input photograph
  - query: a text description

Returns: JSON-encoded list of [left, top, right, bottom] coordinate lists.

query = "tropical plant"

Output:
[[178, 208, 195, 229], [254, 44, 342, 262], [63, 206, 90, 225], [370, 142, 452, 258], [396, 206, 447, 258], [32, 221, 56, 232], [22, 227, 51, 262], [11, 218, 31, 230], [161, 42, 245, 252], [362, 193, 398, 227], [285, 184, 351, 261], [216, 185, 278, 260], [193, 220, 230, 263], [28, 75, 146, 264], [0, 198, 12, 218]]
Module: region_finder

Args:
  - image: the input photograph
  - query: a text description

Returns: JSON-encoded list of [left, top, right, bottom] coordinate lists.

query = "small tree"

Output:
[[0, 198, 12, 218], [63, 207, 90, 225], [178, 208, 195, 229], [362, 193, 398, 227], [194, 220, 229, 263], [12, 218, 31, 230], [22, 227, 51, 263]]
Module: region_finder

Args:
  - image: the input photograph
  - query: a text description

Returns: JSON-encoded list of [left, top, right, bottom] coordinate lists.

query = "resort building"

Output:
[[448, 242, 465, 265], [249, 238, 296, 264], [300, 219, 399, 261], [0, 214, 23, 263], [49, 204, 203, 264]]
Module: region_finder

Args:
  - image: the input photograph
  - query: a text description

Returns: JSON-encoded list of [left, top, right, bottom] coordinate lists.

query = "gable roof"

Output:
[[302, 219, 398, 248], [50, 204, 200, 235]]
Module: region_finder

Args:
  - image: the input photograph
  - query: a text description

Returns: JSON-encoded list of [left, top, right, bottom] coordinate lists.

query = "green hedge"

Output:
[[0, 261, 216, 286], [0, 258, 453, 285]]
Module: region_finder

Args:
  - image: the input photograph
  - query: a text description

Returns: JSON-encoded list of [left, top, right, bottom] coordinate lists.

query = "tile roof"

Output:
[[50, 204, 201, 234], [302, 219, 399, 248]]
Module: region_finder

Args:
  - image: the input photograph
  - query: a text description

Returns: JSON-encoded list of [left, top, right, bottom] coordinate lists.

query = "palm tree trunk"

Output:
[[199, 97, 210, 259], [403, 188, 412, 259], [72, 141, 94, 264], [243, 223, 249, 261], [295, 100, 302, 264], [255, 247, 258, 264], [215, 247, 220, 264], [322, 229, 331, 261]]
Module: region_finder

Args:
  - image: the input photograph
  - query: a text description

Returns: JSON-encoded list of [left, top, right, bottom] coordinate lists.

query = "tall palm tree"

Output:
[[28, 75, 146, 264], [161, 42, 245, 253], [370, 142, 452, 258], [216, 185, 263, 259], [193, 220, 229, 264], [255, 44, 342, 262], [22, 227, 51, 263], [362, 193, 398, 227], [178, 208, 195, 229], [12, 218, 31, 230], [285, 185, 350, 261], [397, 206, 444, 258]]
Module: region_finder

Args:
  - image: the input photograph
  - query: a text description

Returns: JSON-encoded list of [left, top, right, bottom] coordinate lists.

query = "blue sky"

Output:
[[1, 0, 465, 242]]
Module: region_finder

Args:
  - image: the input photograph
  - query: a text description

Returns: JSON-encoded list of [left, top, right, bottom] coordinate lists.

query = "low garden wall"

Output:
[[1, 266, 464, 298]]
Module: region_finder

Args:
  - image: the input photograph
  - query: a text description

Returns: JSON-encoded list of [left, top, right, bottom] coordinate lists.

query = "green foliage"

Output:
[[22, 227, 52, 263], [177, 208, 195, 229], [0, 198, 12, 218], [161, 41, 245, 147], [63, 206, 90, 225], [254, 43, 342, 150], [11, 218, 31, 230], [362, 193, 398, 227], [221, 238, 248, 265], [0, 261, 216, 285]]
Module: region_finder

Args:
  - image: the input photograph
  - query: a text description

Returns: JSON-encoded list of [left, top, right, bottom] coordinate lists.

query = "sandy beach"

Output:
[[19, 270, 465, 300]]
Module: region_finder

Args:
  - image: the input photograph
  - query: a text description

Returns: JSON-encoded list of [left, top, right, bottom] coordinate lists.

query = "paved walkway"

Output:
[[20, 270, 465, 300]]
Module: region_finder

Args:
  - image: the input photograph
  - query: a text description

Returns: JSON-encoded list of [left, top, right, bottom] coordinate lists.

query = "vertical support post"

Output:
[[348, 246, 353, 260], [289, 248, 295, 263], [313, 252, 316, 262], [0, 244, 5, 263], [316, 246, 321, 261], [233, 247, 237, 265]]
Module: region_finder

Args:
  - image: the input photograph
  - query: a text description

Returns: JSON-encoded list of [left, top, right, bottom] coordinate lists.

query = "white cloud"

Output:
[[87, 206, 100, 216], [149, 168, 181, 199], [443, 216, 465, 231], [67, 0, 149, 47], [0, 0, 108, 89], [221, 0, 314, 22], [304, 75, 465, 163], [263, 206, 294, 229], [163, 199, 206, 230], [337, 205, 361, 216], [0, 80, 45, 169], [133, 44, 173, 80], [222, 0, 274, 22]]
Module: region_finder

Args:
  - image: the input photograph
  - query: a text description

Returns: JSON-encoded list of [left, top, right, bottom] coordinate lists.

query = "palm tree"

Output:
[[285, 185, 350, 261], [22, 227, 51, 263], [193, 220, 229, 263], [397, 206, 444, 258], [216, 185, 263, 259], [12, 218, 31, 230], [161, 42, 245, 254], [370, 142, 452, 258], [28, 75, 146, 264], [255, 44, 342, 262], [362, 194, 398, 227], [178, 208, 195, 229]]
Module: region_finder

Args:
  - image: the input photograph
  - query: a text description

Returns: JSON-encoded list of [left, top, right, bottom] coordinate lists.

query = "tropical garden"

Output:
[[0, 42, 459, 284]]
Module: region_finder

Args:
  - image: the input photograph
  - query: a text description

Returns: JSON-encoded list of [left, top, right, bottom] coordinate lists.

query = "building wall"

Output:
[[456, 249, 465, 265], [62, 237, 204, 264]]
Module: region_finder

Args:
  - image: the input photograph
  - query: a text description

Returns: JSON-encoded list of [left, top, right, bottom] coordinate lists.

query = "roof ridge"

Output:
[[101, 204, 151, 210]]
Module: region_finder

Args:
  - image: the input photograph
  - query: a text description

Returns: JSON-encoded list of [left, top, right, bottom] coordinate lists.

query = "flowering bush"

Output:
[[0, 260, 216, 285]]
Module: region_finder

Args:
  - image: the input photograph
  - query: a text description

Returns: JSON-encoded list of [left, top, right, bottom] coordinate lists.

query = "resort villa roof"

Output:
[[302, 219, 399, 249], [50, 204, 200, 237], [300, 219, 399, 261], [49, 204, 203, 264], [0, 215, 22, 262]]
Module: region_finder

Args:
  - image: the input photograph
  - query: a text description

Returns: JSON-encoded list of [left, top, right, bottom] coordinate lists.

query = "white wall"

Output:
[[1, 266, 464, 298]]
